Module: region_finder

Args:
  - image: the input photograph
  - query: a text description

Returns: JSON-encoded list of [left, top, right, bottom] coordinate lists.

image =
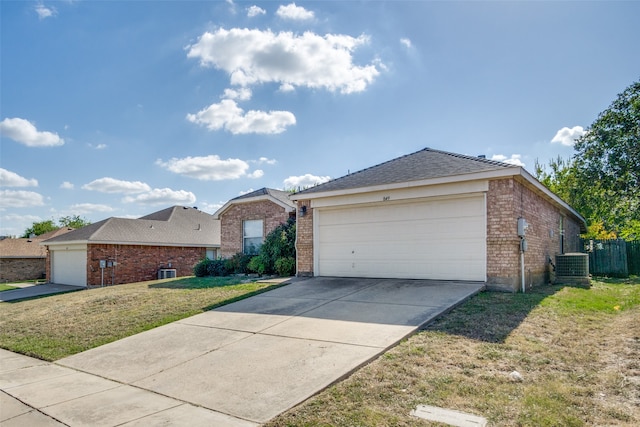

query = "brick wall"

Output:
[[486, 178, 583, 292], [0, 258, 46, 282], [295, 200, 313, 276], [86, 244, 205, 287], [219, 200, 292, 258]]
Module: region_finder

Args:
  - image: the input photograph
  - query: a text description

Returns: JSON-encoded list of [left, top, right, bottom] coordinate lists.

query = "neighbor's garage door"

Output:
[[316, 194, 486, 281], [51, 247, 87, 286]]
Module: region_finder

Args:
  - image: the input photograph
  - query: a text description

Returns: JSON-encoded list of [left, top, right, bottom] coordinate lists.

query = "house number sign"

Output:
[[382, 196, 391, 201]]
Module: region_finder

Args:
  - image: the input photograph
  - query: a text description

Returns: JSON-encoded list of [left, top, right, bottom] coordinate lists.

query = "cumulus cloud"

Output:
[[123, 188, 196, 206], [248, 169, 264, 179], [0, 190, 45, 208], [0, 117, 64, 147], [551, 126, 586, 146], [199, 201, 225, 214], [187, 99, 295, 134], [69, 203, 115, 214], [222, 87, 252, 101], [400, 38, 412, 48], [0, 168, 38, 187], [491, 154, 525, 167], [253, 157, 277, 165], [276, 3, 314, 20], [284, 173, 331, 189], [157, 155, 256, 181], [82, 177, 151, 194], [187, 28, 380, 94], [35, 3, 56, 20], [60, 181, 74, 190], [247, 5, 266, 17]]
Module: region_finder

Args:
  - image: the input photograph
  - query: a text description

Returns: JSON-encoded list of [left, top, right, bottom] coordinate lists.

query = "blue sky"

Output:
[[1, 1, 639, 236]]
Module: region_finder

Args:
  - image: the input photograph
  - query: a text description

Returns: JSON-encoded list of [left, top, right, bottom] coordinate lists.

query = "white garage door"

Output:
[[51, 247, 87, 286], [316, 195, 486, 281]]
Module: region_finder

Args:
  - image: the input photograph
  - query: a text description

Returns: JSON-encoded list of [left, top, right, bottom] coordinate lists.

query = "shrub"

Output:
[[248, 255, 268, 275], [275, 257, 296, 276], [224, 252, 253, 274], [193, 258, 211, 277], [207, 259, 228, 277], [256, 218, 296, 275]]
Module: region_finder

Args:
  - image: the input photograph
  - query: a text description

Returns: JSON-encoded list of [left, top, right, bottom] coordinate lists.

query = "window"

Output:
[[206, 248, 217, 260], [243, 220, 263, 255]]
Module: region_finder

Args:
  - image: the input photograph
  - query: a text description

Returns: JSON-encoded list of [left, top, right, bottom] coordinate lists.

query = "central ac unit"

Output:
[[554, 253, 590, 286], [158, 268, 177, 279]]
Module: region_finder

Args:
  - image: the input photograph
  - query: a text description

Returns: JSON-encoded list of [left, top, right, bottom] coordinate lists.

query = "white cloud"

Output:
[[0, 117, 64, 147], [400, 38, 412, 48], [0, 213, 42, 236], [491, 154, 525, 167], [0, 190, 45, 208], [69, 203, 115, 215], [88, 143, 107, 150], [254, 157, 277, 165], [247, 5, 266, 17], [0, 168, 38, 187], [284, 173, 331, 189], [187, 99, 296, 134], [199, 201, 225, 214], [34, 3, 56, 20], [82, 177, 151, 194], [248, 169, 264, 179], [123, 188, 197, 206], [157, 155, 252, 181], [551, 126, 586, 146], [187, 28, 380, 94], [222, 87, 252, 101], [239, 188, 255, 195], [276, 3, 314, 20], [60, 181, 74, 190]]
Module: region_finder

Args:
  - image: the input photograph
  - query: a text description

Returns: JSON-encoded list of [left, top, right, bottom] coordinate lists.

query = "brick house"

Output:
[[42, 206, 219, 287], [0, 228, 73, 283], [213, 188, 296, 258], [291, 148, 586, 292]]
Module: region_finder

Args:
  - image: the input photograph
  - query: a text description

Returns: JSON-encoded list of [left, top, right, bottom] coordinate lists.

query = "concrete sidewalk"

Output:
[[0, 284, 84, 302], [1, 277, 484, 426]]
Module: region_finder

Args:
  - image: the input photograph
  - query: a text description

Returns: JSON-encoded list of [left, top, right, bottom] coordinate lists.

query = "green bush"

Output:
[[207, 259, 228, 276], [193, 258, 211, 277], [224, 252, 253, 274], [248, 255, 268, 275], [255, 218, 296, 275], [275, 256, 296, 276]]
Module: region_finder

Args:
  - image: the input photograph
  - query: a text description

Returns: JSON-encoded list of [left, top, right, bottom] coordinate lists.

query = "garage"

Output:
[[50, 245, 87, 287], [315, 194, 486, 281]]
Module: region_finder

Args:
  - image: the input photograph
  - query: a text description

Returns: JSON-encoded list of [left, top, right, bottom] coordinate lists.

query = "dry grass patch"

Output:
[[0, 276, 282, 361], [267, 278, 640, 427]]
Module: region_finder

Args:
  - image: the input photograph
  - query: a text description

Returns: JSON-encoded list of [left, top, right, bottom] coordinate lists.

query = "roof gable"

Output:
[[213, 187, 295, 219], [294, 147, 515, 195]]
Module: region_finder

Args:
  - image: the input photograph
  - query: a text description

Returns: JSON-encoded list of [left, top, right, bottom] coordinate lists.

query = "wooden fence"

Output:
[[580, 239, 640, 277]]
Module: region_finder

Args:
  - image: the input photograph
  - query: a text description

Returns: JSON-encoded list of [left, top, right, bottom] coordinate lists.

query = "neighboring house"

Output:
[[214, 188, 296, 258], [42, 206, 220, 287], [291, 147, 587, 292], [0, 228, 74, 283]]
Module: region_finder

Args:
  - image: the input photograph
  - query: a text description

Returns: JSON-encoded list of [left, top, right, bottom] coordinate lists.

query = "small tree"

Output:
[[248, 218, 296, 275]]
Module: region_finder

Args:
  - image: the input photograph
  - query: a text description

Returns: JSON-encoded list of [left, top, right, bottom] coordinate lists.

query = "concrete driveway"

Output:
[[0, 283, 83, 302], [1, 277, 484, 426]]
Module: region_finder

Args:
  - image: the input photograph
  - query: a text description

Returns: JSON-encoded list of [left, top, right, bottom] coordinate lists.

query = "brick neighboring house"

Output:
[[291, 147, 587, 292], [0, 228, 74, 283], [42, 206, 220, 287], [214, 188, 296, 258]]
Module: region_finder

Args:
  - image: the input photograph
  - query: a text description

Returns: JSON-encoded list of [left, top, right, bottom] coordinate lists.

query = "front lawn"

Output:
[[0, 276, 283, 361], [266, 277, 640, 427], [0, 284, 18, 292]]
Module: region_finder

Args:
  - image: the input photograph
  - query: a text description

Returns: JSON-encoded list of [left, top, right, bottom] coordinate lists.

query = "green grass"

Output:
[[0, 284, 19, 292], [266, 277, 640, 427], [0, 276, 285, 361]]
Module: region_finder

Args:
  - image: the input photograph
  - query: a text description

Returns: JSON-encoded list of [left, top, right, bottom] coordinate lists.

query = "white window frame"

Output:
[[243, 219, 264, 255]]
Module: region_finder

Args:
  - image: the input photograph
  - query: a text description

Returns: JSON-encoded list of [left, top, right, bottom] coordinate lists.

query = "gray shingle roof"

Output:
[[230, 188, 296, 208], [43, 206, 220, 247], [0, 228, 75, 258], [294, 147, 516, 195]]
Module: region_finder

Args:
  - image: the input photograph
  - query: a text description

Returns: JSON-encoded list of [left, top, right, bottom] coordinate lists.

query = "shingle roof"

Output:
[[230, 188, 296, 208], [294, 147, 516, 195], [0, 228, 74, 258], [43, 206, 220, 247]]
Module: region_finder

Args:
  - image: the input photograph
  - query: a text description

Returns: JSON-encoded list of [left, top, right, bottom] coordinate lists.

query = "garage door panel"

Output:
[[316, 195, 486, 281], [52, 248, 87, 287]]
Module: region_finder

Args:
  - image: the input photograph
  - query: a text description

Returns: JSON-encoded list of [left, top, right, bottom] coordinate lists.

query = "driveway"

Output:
[[0, 283, 83, 302], [1, 277, 484, 426]]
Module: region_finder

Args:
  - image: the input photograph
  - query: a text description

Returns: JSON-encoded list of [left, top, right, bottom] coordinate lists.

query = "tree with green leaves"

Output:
[[536, 80, 639, 239], [22, 215, 92, 238]]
